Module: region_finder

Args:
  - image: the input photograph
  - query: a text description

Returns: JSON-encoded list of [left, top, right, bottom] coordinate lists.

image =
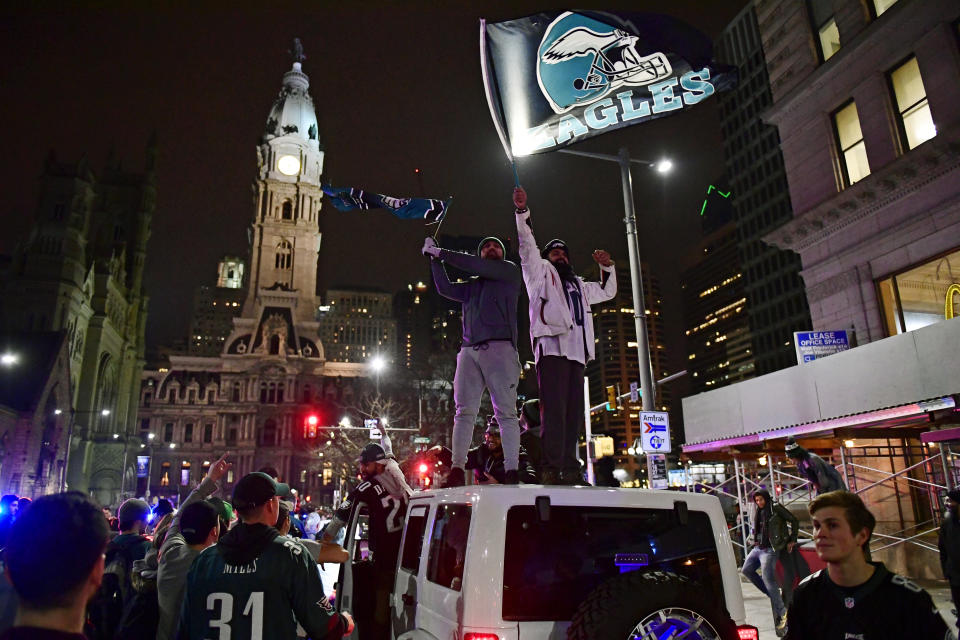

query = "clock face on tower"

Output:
[[277, 154, 300, 176]]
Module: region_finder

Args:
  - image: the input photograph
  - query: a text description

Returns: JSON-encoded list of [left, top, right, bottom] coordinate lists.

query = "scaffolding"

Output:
[[683, 431, 960, 569]]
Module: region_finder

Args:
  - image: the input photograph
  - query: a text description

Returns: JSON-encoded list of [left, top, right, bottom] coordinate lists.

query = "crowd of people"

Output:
[[0, 445, 416, 640]]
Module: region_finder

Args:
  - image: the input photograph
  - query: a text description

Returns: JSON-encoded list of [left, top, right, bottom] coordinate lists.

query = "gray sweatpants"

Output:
[[451, 341, 521, 471]]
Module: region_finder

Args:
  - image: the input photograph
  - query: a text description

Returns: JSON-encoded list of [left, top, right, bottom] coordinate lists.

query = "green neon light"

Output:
[[700, 184, 732, 216]]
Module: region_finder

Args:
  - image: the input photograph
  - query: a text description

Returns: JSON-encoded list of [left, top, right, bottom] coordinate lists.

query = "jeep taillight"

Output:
[[736, 625, 759, 640], [463, 634, 499, 640]]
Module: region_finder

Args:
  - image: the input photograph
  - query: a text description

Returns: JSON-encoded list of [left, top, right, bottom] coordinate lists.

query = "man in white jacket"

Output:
[[513, 186, 617, 484]]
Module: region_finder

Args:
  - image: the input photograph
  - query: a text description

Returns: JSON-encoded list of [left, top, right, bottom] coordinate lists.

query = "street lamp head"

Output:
[[54, 409, 63, 416], [112, 434, 119, 439], [168, 443, 176, 449], [655, 159, 673, 174], [369, 355, 386, 372], [100, 409, 111, 416], [339, 417, 352, 427], [148, 433, 156, 440], [0, 353, 18, 367]]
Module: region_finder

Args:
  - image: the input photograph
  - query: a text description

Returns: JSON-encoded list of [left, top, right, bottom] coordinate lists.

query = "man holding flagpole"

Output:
[[422, 233, 524, 487], [513, 186, 616, 485]]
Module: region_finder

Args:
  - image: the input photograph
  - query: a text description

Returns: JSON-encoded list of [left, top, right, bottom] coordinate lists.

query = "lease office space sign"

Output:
[[794, 330, 850, 364]]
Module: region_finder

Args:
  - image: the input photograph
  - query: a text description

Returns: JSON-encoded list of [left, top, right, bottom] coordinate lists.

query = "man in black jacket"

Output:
[[939, 489, 960, 636], [465, 417, 537, 484], [742, 489, 789, 636], [786, 491, 950, 639]]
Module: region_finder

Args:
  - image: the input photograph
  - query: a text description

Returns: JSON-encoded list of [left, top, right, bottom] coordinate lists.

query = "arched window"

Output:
[[281, 200, 293, 220], [275, 241, 292, 270]]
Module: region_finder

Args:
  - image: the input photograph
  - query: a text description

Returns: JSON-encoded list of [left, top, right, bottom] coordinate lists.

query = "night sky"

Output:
[[0, 1, 748, 352]]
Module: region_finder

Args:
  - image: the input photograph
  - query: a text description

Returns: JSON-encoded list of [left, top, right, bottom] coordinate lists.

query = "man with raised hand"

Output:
[[513, 186, 616, 484], [422, 230, 524, 487], [156, 454, 231, 640], [177, 472, 353, 640]]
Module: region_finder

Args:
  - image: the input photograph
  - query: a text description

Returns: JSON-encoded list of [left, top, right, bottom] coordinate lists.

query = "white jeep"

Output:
[[335, 485, 758, 640]]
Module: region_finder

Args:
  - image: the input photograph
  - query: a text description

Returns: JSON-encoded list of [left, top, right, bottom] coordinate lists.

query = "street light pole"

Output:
[[557, 146, 660, 411]]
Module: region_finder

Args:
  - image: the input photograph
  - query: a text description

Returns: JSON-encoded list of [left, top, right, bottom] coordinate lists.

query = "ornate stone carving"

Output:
[[806, 270, 859, 303]]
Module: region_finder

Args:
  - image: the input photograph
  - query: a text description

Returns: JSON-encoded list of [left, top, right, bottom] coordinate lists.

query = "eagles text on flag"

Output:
[[481, 10, 737, 157]]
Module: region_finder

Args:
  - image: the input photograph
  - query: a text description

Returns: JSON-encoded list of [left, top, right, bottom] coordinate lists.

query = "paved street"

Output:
[[740, 576, 957, 638]]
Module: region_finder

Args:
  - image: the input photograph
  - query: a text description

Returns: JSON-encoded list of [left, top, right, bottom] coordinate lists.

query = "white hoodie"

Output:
[[515, 209, 616, 362]]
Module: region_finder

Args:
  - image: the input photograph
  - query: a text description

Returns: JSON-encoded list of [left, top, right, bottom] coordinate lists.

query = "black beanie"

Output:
[[541, 239, 569, 259]]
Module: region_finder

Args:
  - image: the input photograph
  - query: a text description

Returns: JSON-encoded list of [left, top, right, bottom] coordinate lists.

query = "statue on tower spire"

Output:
[[290, 38, 306, 64]]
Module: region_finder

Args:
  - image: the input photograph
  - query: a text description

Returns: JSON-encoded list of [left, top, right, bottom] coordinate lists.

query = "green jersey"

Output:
[[177, 523, 347, 640]]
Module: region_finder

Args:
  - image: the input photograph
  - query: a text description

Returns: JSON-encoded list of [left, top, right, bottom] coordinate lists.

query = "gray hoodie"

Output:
[[430, 249, 522, 348], [156, 476, 219, 640]]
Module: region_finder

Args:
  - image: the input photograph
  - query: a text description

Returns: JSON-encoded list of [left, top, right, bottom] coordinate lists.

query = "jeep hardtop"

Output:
[[335, 484, 757, 640]]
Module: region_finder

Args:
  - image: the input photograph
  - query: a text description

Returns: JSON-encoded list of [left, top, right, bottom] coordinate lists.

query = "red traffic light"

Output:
[[304, 413, 321, 438], [418, 462, 429, 475]]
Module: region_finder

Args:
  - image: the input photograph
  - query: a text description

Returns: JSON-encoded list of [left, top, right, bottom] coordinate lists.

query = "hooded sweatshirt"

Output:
[[430, 249, 522, 348], [178, 522, 347, 640]]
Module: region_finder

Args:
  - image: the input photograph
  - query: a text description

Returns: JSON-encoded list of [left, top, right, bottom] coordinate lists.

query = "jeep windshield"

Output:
[[502, 505, 723, 620]]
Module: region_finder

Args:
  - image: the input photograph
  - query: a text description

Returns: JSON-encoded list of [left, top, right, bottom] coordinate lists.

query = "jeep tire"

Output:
[[566, 570, 737, 640]]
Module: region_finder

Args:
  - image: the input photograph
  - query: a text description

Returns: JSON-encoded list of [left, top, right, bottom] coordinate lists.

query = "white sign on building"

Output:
[[639, 411, 671, 453]]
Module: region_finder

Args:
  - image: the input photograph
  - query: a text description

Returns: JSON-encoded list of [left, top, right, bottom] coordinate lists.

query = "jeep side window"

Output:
[[400, 505, 429, 574], [426, 504, 472, 592]]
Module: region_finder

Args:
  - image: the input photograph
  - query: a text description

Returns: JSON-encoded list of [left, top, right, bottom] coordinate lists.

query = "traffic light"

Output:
[[605, 385, 617, 411], [303, 413, 320, 438]]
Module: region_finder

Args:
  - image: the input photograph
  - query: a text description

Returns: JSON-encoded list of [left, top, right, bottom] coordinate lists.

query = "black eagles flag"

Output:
[[481, 11, 737, 159]]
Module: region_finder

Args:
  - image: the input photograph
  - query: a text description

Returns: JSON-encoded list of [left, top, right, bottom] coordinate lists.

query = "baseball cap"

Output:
[[179, 501, 219, 545], [357, 443, 386, 464], [232, 472, 291, 510]]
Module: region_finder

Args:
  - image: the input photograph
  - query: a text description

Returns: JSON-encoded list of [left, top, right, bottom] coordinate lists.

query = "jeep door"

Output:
[[335, 505, 370, 639], [391, 503, 431, 637]]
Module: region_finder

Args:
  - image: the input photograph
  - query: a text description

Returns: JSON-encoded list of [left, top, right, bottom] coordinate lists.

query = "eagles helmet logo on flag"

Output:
[[538, 12, 673, 114]]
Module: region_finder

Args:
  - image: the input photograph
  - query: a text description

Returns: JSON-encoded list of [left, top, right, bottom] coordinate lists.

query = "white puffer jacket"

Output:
[[515, 209, 616, 362]]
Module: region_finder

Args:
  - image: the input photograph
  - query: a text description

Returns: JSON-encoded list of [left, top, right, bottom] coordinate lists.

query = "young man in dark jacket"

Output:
[[423, 233, 523, 487], [177, 472, 353, 640], [786, 491, 950, 639], [939, 489, 960, 636], [743, 489, 790, 636]]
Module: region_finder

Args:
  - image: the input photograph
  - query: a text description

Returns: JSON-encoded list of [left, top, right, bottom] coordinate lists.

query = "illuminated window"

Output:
[[877, 247, 960, 335], [160, 462, 171, 487], [889, 56, 935, 150], [808, 0, 839, 61], [181, 462, 191, 486], [833, 101, 870, 187]]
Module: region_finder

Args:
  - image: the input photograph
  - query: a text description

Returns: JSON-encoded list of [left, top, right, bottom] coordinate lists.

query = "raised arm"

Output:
[[581, 251, 617, 305], [429, 256, 468, 302], [439, 250, 521, 284]]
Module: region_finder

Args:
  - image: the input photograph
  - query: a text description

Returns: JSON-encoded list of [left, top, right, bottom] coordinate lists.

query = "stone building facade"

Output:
[[759, 0, 960, 341], [0, 144, 155, 507], [137, 50, 366, 504]]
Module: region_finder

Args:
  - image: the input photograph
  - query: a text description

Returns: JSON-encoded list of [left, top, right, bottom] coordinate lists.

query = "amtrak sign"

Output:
[[482, 10, 736, 157], [640, 411, 671, 454]]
